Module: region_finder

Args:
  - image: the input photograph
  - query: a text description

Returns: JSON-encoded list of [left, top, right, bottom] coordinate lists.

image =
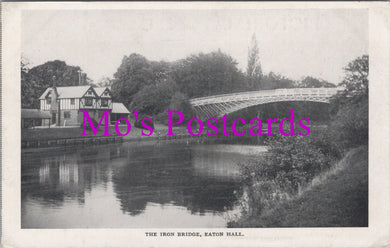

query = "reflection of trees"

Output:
[[21, 145, 128, 207], [22, 143, 244, 218], [111, 143, 242, 216]]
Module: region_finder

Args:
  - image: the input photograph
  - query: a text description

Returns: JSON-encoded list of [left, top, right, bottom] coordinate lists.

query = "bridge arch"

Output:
[[190, 87, 342, 120]]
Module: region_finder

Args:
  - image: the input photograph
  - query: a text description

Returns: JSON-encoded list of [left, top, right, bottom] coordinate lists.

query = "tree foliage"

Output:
[[111, 54, 173, 106], [21, 59, 91, 108], [172, 50, 249, 98], [28, 60, 90, 87], [111, 54, 156, 106], [297, 76, 336, 88], [259, 72, 296, 90], [96, 77, 113, 87], [330, 55, 369, 147], [110, 51, 248, 121], [130, 79, 178, 116], [340, 55, 369, 98]]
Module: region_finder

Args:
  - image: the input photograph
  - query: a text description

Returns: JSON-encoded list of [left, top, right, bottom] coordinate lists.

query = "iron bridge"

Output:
[[189, 87, 343, 119]]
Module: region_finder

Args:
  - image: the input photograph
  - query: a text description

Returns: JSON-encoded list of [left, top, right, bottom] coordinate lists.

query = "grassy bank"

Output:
[[230, 146, 368, 227]]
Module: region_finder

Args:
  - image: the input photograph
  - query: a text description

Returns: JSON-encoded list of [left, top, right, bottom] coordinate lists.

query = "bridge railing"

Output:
[[190, 87, 342, 106]]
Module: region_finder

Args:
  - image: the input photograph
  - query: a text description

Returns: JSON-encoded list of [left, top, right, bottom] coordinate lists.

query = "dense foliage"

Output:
[[171, 51, 249, 97], [111, 54, 169, 107], [21, 60, 90, 108], [110, 50, 249, 120], [330, 55, 369, 147]]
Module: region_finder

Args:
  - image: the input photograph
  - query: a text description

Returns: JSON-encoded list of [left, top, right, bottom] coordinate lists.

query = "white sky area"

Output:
[[22, 9, 368, 85]]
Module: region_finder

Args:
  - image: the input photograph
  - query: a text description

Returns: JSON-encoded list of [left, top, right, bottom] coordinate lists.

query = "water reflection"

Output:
[[21, 142, 263, 228]]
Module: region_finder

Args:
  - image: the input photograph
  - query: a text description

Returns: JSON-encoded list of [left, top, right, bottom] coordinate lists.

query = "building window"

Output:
[[85, 98, 93, 106], [64, 111, 71, 119], [46, 98, 51, 104], [101, 99, 108, 107], [71, 99, 75, 105]]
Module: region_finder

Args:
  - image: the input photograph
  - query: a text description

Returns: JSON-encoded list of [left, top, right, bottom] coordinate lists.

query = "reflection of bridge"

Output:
[[190, 87, 342, 119]]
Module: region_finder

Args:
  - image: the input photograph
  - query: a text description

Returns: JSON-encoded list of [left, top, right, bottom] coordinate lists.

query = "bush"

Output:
[[237, 131, 342, 217], [241, 131, 341, 193], [330, 97, 368, 148]]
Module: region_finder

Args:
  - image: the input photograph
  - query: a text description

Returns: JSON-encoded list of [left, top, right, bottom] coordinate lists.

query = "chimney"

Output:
[[50, 76, 59, 124], [78, 69, 82, 85], [52, 75, 57, 88]]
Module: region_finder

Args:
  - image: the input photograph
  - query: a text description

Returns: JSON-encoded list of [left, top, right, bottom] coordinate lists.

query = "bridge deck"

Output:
[[190, 87, 342, 106]]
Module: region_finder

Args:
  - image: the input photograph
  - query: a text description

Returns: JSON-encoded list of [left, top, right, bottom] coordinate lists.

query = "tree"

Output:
[[129, 78, 178, 116], [247, 34, 263, 90], [339, 55, 369, 100], [167, 92, 194, 120], [260, 72, 296, 90], [21, 57, 40, 108], [111, 54, 172, 106], [297, 76, 336, 88], [172, 50, 248, 98], [96, 77, 113, 87], [330, 55, 369, 147], [28, 60, 90, 87], [21, 60, 91, 108]]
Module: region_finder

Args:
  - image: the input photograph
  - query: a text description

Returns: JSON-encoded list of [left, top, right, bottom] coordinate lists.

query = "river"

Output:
[[21, 141, 266, 228]]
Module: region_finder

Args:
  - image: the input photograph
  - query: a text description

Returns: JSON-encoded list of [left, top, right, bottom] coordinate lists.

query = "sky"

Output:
[[22, 9, 368, 85]]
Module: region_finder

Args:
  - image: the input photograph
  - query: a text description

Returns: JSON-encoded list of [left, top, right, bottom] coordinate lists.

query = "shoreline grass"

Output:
[[230, 146, 368, 227]]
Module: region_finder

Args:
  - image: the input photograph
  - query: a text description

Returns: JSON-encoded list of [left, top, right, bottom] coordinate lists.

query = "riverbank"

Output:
[[21, 124, 187, 141], [21, 123, 269, 149], [21, 124, 201, 149], [230, 146, 368, 227]]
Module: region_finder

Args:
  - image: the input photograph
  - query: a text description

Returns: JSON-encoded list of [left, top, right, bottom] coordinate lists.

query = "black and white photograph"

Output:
[[2, 2, 390, 248]]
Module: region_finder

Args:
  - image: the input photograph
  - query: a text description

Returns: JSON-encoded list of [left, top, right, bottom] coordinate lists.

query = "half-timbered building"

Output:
[[39, 85, 124, 127]]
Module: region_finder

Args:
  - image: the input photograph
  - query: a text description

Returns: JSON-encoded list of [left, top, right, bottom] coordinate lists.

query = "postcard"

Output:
[[1, 2, 389, 247]]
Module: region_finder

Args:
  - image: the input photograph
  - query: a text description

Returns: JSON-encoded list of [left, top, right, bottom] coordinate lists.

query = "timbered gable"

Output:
[[40, 88, 58, 110], [94, 87, 113, 109], [82, 87, 99, 98], [101, 88, 112, 98], [79, 87, 98, 109]]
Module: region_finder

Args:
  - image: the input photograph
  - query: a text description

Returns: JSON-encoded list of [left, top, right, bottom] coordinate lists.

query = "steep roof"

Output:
[[94, 87, 106, 96], [112, 102, 130, 114], [39, 85, 93, 99], [94, 87, 111, 97], [21, 109, 51, 119]]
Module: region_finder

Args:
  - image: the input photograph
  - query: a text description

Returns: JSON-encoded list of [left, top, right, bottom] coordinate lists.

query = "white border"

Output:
[[2, 2, 390, 248]]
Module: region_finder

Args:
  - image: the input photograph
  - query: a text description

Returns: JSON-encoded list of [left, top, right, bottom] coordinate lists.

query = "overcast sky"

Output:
[[22, 9, 367, 85]]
